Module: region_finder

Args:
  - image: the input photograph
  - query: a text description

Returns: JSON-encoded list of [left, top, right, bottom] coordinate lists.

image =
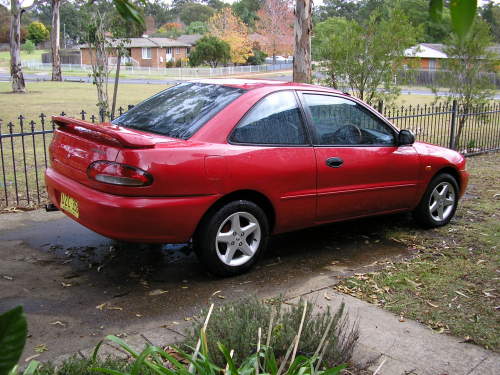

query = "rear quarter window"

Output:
[[112, 82, 246, 139]]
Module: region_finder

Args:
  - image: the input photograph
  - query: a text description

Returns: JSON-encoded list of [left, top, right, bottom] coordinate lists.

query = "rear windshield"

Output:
[[112, 82, 246, 139]]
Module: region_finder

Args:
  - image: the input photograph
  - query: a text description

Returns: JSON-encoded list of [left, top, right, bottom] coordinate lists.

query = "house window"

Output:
[[142, 48, 152, 59], [166, 48, 173, 55], [176, 48, 180, 54], [429, 59, 436, 71]]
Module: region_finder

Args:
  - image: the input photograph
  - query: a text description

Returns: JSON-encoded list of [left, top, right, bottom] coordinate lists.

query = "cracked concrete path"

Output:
[[1, 209, 498, 374]]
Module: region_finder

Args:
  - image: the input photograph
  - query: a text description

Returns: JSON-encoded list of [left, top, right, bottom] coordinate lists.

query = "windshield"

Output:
[[112, 82, 246, 139]]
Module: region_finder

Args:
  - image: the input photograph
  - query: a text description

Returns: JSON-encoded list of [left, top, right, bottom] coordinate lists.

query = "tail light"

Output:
[[87, 161, 153, 187]]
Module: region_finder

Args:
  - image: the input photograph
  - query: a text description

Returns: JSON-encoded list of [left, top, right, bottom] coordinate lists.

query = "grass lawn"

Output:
[[0, 49, 46, 66], [333, 153, 500, 351], [0, 81, 165, 125], [1, 80, 446, 125]]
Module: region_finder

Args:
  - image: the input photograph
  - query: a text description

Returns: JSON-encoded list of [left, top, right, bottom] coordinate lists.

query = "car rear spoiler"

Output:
[[52, 116, 156, 149]]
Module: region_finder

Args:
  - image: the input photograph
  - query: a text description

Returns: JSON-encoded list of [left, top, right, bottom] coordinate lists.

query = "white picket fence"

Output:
[[21, 61, 293, 78]]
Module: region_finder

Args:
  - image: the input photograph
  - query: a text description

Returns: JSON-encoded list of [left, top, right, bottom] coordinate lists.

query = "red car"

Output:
[[46, 79, 468, 276]]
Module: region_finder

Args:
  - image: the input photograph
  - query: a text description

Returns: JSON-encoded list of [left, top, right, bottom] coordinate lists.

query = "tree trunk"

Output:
[[293, 0, 312, 83], [9, 0, 26, 93], [111, 53, 121, 119], [51, 0, 62, 81]]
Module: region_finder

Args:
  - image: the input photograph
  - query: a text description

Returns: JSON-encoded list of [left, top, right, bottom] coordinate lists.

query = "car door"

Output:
[[226, 90, 317, 233], [298, 92, 420, 223]]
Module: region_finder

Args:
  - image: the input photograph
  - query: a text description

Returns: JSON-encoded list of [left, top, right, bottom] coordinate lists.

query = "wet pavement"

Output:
[[0, 209, 411, 362]]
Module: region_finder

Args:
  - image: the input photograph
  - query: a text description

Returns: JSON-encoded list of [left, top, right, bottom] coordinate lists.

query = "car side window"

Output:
[[303, 94, 396, 146], [231, 91, 308, 145]]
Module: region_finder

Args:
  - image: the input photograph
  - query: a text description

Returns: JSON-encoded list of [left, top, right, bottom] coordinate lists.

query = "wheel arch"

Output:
[[194, 189, 276, 237], [434, 166, 461, 189]]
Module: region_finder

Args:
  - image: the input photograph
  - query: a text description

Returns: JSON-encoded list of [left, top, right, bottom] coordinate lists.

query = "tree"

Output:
[[232, 0, 263, 28], [314, 9, 420, 105], [208, 8, 252, 64], [255, 0, 293, 64], [187, 21, 208, 34], [51, 0, 62, 81], [8, 0, 37, 93], [21, 39, 35, 54], [293, 0, 312, 83], [189, 35, 230, 67], [480, 0, 500, 43], [85, 10, 110, 119], [26, 20, 49, 45], [315, 0, 361, 23], [143, 0, 174, 28], [180, 3, 214, 25], [206, 0, 227, 11], [432, 19, 499, 149], [246, 48, 267, 65]]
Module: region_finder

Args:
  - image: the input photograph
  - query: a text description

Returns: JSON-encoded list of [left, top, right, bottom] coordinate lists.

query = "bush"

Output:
[[26, 21, 49, 46], [183, 297, 358, 368], [21, 40, 36, 55], [36, 356, 157, 375], [246, 49, 267, 65]]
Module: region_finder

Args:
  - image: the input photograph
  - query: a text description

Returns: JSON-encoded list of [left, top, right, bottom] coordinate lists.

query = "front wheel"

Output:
[[194, 200, 269, 277], [413, 173, 459, 228]]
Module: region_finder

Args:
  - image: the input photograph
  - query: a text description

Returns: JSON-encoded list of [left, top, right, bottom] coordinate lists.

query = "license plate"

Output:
[[60, 192, 79, 218]]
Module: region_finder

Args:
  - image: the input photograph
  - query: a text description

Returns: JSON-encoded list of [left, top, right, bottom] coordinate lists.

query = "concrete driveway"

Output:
[[0, 209, 409, 363]]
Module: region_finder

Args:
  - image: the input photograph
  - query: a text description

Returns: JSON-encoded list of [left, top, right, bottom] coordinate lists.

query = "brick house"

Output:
[[404, 43, 500, 71], [80, 37, 192, 68]]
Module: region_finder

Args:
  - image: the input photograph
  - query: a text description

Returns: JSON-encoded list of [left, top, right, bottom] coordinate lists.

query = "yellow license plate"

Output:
[[60, 192, 79, 218]]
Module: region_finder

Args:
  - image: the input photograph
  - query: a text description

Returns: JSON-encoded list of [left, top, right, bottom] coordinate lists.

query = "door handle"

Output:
[[326, 157, 344, 168]]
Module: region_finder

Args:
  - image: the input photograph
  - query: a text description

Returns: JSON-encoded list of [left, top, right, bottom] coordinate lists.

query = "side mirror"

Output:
[[398, 129, 415, 146]]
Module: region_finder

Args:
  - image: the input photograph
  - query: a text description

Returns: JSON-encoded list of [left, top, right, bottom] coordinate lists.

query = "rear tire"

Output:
[[194, 200, 269, 277], [413, 173, 459, 228]]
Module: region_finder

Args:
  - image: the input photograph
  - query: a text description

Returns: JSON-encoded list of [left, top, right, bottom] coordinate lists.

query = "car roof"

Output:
[[192, 78, 343, 94]]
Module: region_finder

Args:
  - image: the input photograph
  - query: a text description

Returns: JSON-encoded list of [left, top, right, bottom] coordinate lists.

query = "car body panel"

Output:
[[45, 79, 468, 244], [314, 145, 421, 222]]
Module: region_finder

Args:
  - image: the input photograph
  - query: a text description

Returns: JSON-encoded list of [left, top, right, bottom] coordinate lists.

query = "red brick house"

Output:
[[404, 43, 500, 71], [80, 37, 191, 68]]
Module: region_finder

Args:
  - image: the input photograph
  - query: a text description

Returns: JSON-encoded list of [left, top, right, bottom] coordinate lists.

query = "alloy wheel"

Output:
[[428, 181, 456, 222], [215, 211, 261, 267]]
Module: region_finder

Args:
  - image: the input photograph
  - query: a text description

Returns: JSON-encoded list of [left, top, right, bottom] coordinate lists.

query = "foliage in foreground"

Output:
[[1, 297, 353, 375], [183, 298, 358, 368], [89, 333, 346, 375], [334, 153, 500, 351]]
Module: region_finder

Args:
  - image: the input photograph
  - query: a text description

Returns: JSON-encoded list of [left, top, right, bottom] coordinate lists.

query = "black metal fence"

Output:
[[1, 101, 499, 209]]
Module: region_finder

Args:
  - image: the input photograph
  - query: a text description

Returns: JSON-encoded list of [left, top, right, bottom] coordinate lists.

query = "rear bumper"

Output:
[[45, 168, 219, 243]]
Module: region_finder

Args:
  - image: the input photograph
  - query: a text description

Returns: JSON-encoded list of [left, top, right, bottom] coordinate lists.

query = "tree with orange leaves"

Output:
[[208, 8, 253, 64], [255, 0, 294, 64]]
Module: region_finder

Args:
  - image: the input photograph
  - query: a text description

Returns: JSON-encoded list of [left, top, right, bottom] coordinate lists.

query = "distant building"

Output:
[[80, 37, 191, 68], [404, 43, 500, 71], [175, 34, 203, 48]]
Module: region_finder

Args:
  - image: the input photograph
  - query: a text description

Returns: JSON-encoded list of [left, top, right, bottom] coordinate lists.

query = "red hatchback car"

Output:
[[46, 79, 468, 276]]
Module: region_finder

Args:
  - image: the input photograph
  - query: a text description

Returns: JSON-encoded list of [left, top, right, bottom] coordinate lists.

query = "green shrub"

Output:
[[90, 333, 347, 375], [21, 40, 36, 55], [183, 298, 358, 368], [35, 356, 158, 375]]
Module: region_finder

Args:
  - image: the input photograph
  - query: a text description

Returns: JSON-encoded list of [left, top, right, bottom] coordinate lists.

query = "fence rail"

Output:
[[22, 62, 293, 77], [1, 101, 499, 209]]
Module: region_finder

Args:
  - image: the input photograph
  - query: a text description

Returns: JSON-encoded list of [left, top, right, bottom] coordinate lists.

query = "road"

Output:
[[0, 209, 410, 363]]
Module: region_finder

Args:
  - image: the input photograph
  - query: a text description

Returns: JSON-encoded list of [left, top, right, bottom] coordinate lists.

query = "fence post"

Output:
[[449, 99, 458, 149], [377, 100, 384, 114]]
